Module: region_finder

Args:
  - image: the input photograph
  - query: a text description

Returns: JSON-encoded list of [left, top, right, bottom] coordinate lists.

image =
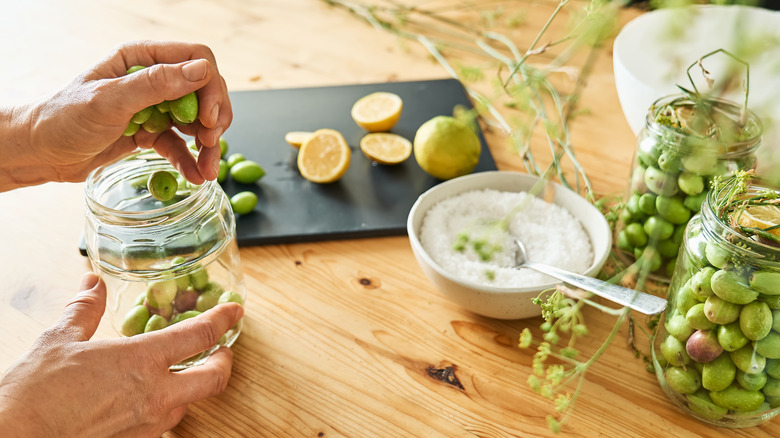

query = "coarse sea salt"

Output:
[[419, 188, 593, 288]]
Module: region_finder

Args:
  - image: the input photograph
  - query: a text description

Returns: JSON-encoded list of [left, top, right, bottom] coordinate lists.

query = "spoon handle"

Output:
[[521, 262, 667, 315]]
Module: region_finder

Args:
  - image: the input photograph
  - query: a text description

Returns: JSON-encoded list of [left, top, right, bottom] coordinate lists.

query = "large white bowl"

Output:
[[613, 4, 780, 169], [406, 171, 611, 320]]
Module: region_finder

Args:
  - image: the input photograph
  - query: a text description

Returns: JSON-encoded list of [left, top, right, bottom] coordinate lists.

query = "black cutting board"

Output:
[[80, 78, 497, 254]]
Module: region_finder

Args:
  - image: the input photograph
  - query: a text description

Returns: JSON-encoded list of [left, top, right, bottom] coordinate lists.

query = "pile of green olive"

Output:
[[659, 241, 780, 419], [123, 65, 200, 136], [120, 257, 244, 337]]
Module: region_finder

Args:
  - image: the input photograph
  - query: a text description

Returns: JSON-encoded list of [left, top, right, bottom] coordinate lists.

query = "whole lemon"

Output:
[[413, 115, 481, 180]]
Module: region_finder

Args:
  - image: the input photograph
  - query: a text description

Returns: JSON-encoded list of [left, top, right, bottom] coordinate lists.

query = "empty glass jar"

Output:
[[84, 149, 246, 369]]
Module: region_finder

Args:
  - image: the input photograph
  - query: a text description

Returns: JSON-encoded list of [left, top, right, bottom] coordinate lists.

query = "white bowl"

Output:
[[613, 4, 780, 169], [406, 171, 611, 319]]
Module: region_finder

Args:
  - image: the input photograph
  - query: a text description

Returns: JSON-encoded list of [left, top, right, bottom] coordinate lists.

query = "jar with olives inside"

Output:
[[652, 171, 780, 427], [84, 149, 247, 370], [616, 94, 762, 281]]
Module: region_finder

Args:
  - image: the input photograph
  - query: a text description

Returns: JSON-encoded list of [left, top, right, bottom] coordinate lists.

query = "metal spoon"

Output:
[[514, 239, 667, 315]]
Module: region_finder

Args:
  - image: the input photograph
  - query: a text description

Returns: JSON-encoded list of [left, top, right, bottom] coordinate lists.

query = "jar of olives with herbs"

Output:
[[84, 149, 247, 370], [652, 172, 780, 427], [616, 95, 762, 281]]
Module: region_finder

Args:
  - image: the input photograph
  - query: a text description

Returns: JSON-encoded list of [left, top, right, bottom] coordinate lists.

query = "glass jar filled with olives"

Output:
[[616, 94, 762, 281], [652, 172, 780, 427], [84, 149, 247, 369]]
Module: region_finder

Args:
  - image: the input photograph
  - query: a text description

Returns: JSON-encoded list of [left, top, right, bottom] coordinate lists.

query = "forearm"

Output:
[[0, 103, 59, 192]]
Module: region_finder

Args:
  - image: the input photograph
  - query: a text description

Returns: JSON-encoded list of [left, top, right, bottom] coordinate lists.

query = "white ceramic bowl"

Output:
[[406, 171, 611, 320], [613, 4, 780, 170]]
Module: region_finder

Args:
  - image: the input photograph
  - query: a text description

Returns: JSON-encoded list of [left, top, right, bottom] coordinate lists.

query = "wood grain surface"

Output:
[[1, 1, 777, 437]]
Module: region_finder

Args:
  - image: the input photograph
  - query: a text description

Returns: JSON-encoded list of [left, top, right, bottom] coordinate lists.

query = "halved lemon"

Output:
[[284, 131, 313, 149], [350, 92, 403, 132], [738, 204, 780, 237], [297, 129, 351, 183], [359, 133, 412, 165]]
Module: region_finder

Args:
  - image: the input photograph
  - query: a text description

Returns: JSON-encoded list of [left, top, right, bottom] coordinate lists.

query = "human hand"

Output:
[[0, 272, 244, 438], [19, 40, 232, 186]]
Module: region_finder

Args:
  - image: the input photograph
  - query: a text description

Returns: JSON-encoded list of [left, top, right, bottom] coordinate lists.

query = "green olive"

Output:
[[126, 65, 146, 75], [711, 269, 759, 305], [147, 170, 179, 202], [141, 105, 171, 134], [710, 384, 765, 412], [145, 279, 178, 308], [170, 92, 199, 124], [171, 310, 201, 324], [196, 288, 222, 313], [624, 222, 648, 248], [217, 159, 229, 183], [731, 345, 766, 375], [690, 267, 716, 300], [638, 193, 657, 215], [685, 389, 727, 421], [657, 150, 681, 172], [131, 106, 153, 125], [755, 331, 780, 359], [121, 305, 150, 337], [667, 313, 695, 341], [218, 290, 244, 306], [230, 160, 266, 184], [740, 301, 773, 341], [703, 294, 741, 325], [661, 334, 691, 366], [189, 267, 210, 291], [156, 100, 171, 113], [123, 122, 140, 136], [683, 192, 708, 213], [665, 366, 701, 394], [644, 166, 679, 197], [230, 191, 258, 215], [737, 370, 767, 392], [702, 353, 736, 391], [655, 196, 691, 225], [677, 171, 705, 196], [144, 314, 169, 333], [717, 321, 750, 352], [226, 153, 246, 169], [750, 270, 780, 295], [685, 303, 715, 331], [219, 137, 229, 157], [643, 215, 674, 240]]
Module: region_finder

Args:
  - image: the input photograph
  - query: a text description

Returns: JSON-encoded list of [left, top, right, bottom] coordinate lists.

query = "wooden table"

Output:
[[0, 1, 776, 437]]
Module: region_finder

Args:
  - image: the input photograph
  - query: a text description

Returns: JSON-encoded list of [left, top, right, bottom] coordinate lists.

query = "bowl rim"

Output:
[[406, 170, 612, 295]]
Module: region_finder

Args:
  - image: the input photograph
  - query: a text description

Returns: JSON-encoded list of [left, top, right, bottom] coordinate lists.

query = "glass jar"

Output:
[[84, 149, 246, 369], [616, 95, 762, 281], [652, 174, 780, 427]]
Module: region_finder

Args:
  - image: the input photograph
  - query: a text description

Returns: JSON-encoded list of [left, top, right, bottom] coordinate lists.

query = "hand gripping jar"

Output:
[[652, 173, 780, 427], [84, 150, 246, 369], [616, 95, 762, 281]]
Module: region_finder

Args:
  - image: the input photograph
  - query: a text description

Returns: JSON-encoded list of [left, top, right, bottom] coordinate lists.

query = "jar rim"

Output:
[[701, 174, 780, 267], [84, 149, 214, 224], [645, 94, 762, 157]]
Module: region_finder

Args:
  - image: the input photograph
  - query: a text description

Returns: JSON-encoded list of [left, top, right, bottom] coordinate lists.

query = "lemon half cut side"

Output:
[[297, 129, 351, 184]]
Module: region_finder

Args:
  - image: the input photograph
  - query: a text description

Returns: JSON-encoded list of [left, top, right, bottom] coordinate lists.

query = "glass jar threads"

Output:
[[652, 172, 780, 427], [84, 150, 247, 369], [616, 95, 762, 281]]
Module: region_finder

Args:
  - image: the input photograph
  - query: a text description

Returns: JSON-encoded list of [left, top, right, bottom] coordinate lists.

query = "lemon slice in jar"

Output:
[[738, 205, 780, 237]]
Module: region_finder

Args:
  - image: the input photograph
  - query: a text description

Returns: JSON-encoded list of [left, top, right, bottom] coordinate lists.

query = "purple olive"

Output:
[[686, 329, 724, 363], [173, 288, 199, 313]]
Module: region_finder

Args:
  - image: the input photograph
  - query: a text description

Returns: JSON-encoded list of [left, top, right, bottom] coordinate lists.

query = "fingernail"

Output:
[[182, 59, 209, 82], [210, 104, 219, 125]]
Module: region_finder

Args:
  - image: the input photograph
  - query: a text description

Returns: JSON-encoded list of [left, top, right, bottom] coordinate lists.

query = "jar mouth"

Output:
[[645, 94, 763, 157], [702, 174, 780, 267], [84, 149, 213, 225]]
